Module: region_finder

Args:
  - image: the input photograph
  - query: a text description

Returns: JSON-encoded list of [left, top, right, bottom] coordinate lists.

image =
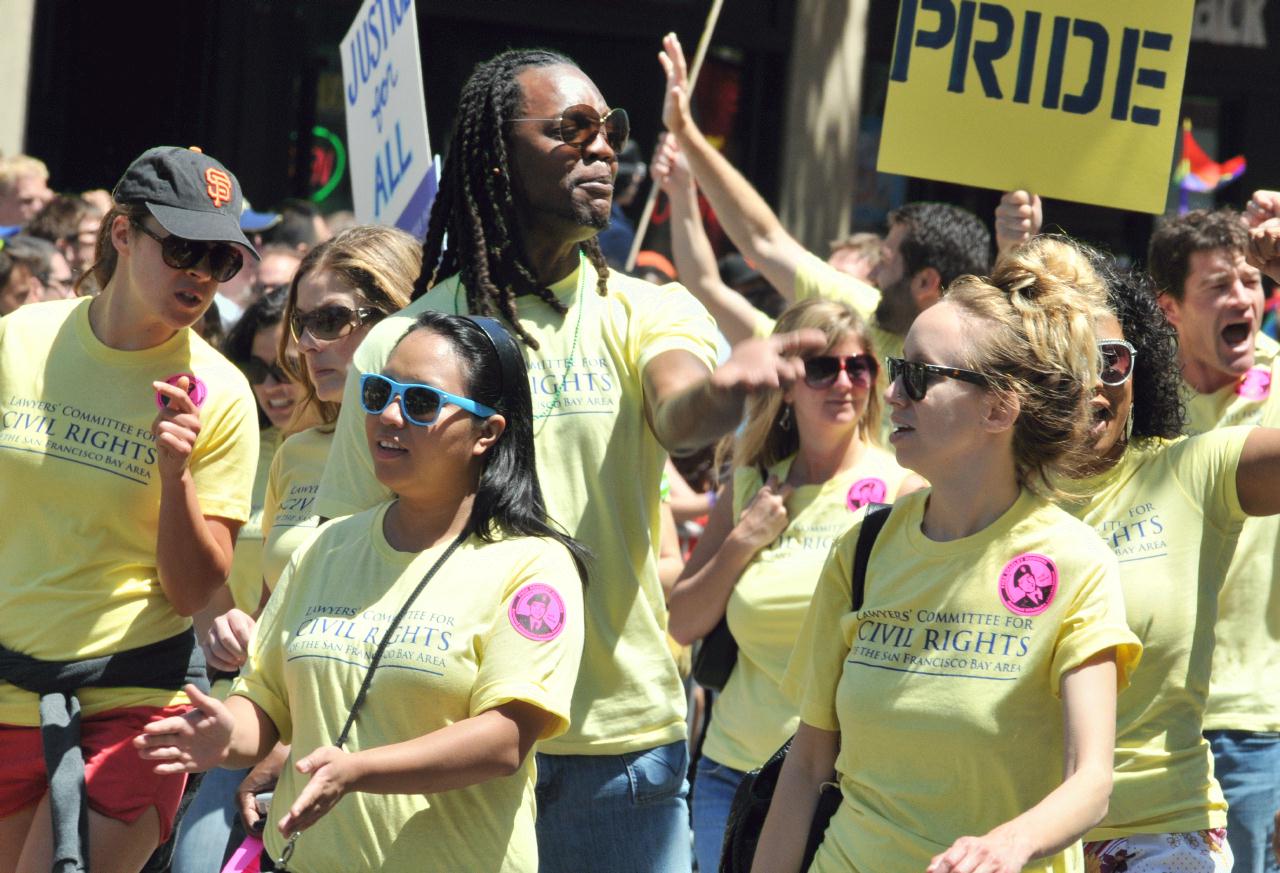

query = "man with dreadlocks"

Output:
[[317, 48, 823, 872]]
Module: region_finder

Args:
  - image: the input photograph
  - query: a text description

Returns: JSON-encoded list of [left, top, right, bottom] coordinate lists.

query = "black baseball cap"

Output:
[[113, 146, 258, 258]]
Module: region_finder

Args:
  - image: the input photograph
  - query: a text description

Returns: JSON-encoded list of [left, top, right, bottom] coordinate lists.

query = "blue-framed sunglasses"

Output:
[[359, 373, 495, 426]]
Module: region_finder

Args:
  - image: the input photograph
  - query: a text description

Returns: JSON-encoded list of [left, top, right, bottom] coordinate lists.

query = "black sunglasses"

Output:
[[1098, 340, 1137, 387], [507, 104, 630, 153], [240, 355, 292, 386], [887, 356, 989, 401], [803, 354, 878, 389], [290, 304, 383, 342], [131, 220, 244, 283]]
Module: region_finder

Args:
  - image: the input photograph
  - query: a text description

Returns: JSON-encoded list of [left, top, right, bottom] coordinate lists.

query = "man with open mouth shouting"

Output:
[[1150, 206, 1280, 873]]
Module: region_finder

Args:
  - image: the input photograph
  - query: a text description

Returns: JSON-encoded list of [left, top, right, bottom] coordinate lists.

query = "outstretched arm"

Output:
[[654, 133, 770, 345], [659, 33, 810, 301], [644, 329, 827, 455]]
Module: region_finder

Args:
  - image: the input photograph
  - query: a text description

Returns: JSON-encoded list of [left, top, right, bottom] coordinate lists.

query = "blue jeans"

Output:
[[170, 766, 250, 873], [692, 757, 749, 873], [1207, 730, 1280, 873], [536, 740, 693, 873]]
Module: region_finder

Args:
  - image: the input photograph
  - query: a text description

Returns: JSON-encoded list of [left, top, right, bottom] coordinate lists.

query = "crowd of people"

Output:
[[2, 30, 1280, 873]]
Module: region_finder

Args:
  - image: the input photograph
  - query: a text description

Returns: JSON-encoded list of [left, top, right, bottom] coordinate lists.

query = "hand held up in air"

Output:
[[652, 133, 692, 193], [658, 32, 694, 136], [995, 190, 1043, 258], [133, 682, 234, 774]]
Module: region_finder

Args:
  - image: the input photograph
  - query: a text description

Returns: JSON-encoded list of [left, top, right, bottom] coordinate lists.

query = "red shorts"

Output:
[[0, 704, 189, 842]]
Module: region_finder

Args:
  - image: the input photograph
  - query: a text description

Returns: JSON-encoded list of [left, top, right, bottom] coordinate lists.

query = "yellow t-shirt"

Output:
[[232, 505, 585, 873], [0, 297, 257, 725], [224, 426, 282, 614], [1060, 430, 1250, 839], [786, 489, 1140, 873], [1182, 333, 1280, 732], [316, 257, 719, 754], [261, 425, 331, 591], [702, 447, 911, 772]]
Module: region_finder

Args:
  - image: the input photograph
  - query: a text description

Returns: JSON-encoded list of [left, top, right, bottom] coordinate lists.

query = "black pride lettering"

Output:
[[890, 0, 1175, 126]]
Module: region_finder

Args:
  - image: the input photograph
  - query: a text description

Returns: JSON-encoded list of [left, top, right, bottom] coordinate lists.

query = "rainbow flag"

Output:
[[1174, 118, 1246, 194]]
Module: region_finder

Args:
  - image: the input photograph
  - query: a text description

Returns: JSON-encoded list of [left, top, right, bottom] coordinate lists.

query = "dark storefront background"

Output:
[[21, 0, 1280, 265]]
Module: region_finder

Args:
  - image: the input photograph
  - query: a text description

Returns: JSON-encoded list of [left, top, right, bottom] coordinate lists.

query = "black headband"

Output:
[[463, 315, 525, 397]]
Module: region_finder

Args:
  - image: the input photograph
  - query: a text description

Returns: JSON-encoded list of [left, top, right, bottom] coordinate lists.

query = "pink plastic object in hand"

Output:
[[156, 373, 208, 409], [220, 834, 262, 873]]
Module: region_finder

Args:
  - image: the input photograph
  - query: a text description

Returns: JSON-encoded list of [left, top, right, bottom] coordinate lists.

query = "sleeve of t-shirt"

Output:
[[1169, 427, 1250, 531], [190, 372, 259, 523], [794, 251, 882, 320], [782, 526, 858, 732], [469, 541, 586, 741], [751, 309, 776, 340], [315, 331, 398, 519], [1048, 546, 1143, 698], [632, 281, 720, 374]]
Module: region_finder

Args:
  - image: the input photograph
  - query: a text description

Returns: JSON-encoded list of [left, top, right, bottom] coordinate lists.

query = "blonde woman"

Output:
[[668, 298, 918, 872], [754, 242, 1142, 873]]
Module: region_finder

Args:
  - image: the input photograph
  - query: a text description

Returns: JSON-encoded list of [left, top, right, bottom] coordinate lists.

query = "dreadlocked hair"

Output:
[[413, 48, 611, 350]]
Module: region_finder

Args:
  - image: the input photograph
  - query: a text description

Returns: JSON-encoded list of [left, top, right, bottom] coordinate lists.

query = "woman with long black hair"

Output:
[[136, 312, 587, 872]]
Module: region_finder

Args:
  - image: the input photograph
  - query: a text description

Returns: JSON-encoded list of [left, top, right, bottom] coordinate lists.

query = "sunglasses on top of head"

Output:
[[506, 104, 630, 153], [131, 220, 244, 283], [803, 354, 878, 389], [886, 356, 990, 401], [290, 304, 384, 342], [359, 373, 495, 427], [1098, 340, 1137, 387]]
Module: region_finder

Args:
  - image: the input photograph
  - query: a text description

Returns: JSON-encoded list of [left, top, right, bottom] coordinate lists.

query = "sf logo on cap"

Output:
[[205, 168, 233, 208]]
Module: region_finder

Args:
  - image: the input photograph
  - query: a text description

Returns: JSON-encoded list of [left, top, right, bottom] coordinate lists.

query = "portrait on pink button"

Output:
[[509, 583, 566, 642], [998, 553, 1058, 617]]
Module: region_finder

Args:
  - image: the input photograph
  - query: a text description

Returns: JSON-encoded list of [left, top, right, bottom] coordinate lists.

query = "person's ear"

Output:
[[473, 414, 507, 456], [109, 214, 132, 257], [910, 267, 943, 310], [981, 388, 1020, 435], [1156, 290, 1181, 329]]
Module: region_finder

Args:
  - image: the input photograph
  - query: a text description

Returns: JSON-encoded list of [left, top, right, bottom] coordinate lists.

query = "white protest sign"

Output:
[[340, 0, 436, 238]]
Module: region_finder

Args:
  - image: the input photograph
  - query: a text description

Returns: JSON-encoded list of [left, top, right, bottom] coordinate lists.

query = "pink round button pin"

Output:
[[156, 373, 207, 409]]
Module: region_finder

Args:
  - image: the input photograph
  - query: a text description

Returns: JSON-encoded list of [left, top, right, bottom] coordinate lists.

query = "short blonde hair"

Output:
[[732, 297, 882, 472], [0, 155, 50, 193], [945, 236, 1106, 493]]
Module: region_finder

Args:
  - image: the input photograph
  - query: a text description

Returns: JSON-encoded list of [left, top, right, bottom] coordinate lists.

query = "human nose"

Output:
[[185, 252, 215, 282], [379, 392, 406, 427], [582, 121, 616, 163], [885, 374, 905, 408]]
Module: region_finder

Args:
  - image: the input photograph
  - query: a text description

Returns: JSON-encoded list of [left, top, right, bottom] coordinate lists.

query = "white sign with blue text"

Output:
[[340, 0, 436, 239]]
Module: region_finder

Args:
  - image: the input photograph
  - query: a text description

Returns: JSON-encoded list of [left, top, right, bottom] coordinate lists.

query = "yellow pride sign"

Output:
[[878, 0, 1195, 213]]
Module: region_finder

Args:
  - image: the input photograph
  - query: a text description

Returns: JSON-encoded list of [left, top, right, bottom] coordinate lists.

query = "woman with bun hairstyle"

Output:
[[1031, 238, 1280, 871], [753, 241, 1141, 873], [136, 312, 588, 873], [0, 146, 258, 872], [666, 297, 919, 873]]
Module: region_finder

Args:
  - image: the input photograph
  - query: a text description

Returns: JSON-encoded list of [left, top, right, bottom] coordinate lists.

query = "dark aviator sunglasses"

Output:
[[506, 104, 630, 153]]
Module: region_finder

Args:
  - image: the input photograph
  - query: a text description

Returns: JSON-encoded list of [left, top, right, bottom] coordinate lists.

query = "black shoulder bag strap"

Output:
[[275, 530, 468, 870], [851, 503, 891, 610]]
